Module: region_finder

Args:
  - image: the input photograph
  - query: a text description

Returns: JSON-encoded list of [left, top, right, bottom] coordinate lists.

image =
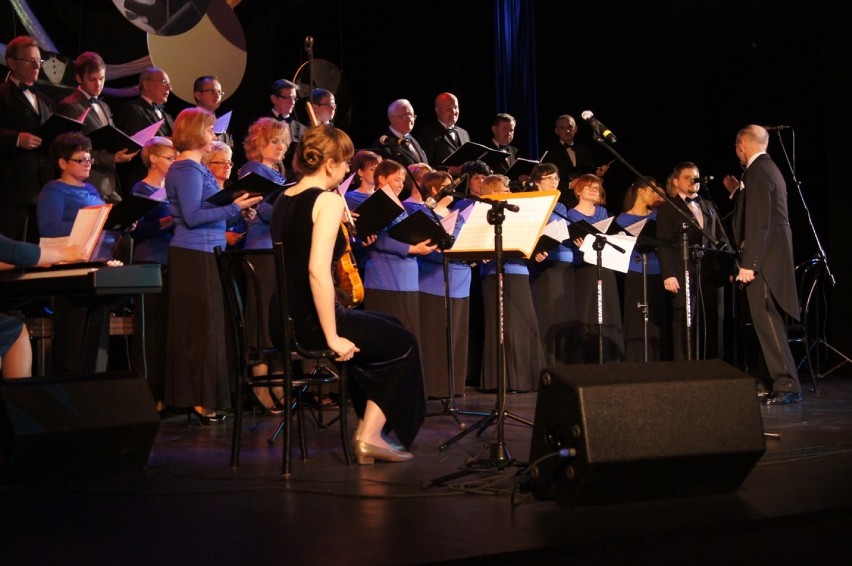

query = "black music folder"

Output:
[[104, 194, 162, 231], [206, 173, 281, 206], [37, 111, 86, 149], [387, 209, 452, 247], [441, 141, 512, 169], [88, 125, 142, 153], [505, 157, 539, 180], [353, 187, 405, 236], [567, 217, 620, 241]]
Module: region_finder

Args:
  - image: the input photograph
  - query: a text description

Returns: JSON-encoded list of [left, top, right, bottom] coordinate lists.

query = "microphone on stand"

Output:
[[581, 110, 617, 143], [692, 175, 715, 184], [304, 36, 314, 51], [425, 175, 467, 209], [764, 125, 791, 131]]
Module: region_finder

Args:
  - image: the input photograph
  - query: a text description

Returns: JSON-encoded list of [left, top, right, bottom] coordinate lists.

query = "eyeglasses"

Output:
[[145, 78, 173, 88], [67, 157, 95, 165], [12, 57, 44, 67], [316, 102, 337, 109], [393, 113, 416, 119], [541, 174, 560, 182], [275, 93, 298, 101], [153, 153, 176, 162], [208, 160, 234, 167], [199, 89, 225, 96]]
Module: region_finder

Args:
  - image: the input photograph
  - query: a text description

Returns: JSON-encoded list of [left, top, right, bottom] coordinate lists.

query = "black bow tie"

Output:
[[562, 142, 574, 148], [18, 83, 33, 92], [447, 126, 457, 132], [152, 103, 165, 112], [89, 96, 100, 105], [402, 135, 413, 143], [685, 196, 702, 204]]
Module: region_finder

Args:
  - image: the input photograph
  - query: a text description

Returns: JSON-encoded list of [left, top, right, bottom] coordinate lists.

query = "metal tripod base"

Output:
[[438, 408, 533, 453], [426, 397, 490, 429]]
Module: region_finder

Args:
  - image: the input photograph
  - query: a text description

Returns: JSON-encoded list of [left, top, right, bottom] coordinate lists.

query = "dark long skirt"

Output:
[[164, 247, 230, 410], [481, 273, 546, 392], [573, 263, 625, 363], [419, 292, 469, 398], [530, 260, 583, 366]]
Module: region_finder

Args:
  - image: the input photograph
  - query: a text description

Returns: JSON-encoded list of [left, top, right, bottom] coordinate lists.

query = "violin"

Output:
[[334, 200, 364, 308]]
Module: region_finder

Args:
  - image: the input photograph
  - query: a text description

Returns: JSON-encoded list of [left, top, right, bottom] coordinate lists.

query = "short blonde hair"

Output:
[[480, 174, 510, 196], [201, 141, 232, 166], [171, 107, 215, 152], [141, 136, 175, 168]]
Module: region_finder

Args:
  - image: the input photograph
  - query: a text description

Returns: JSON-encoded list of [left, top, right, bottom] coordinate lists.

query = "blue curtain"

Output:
[[493, 0, 539, 159]]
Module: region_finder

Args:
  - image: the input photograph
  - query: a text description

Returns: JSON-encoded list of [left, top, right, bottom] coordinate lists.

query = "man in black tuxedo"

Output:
[[484, 113, 518, 175], [264, 79, 306, 179], [372, 99, 428, 167], [726, 125, 801, 405], [0, 36, 55, 242], [193, 75, 233, 148], [309, 88, 336, 126], [56, 52, 138, 204], [115, 67, 175, 189], [542, 114, 608, 207], [417, 92, 470, 172], [657, 162, 731, 361]]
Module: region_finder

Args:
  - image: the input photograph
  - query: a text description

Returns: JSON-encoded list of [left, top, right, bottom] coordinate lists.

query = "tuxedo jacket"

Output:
[[57, 90, 123, 203], [484, 141, 518, 174], [372, 128, 429, 166], [417, 122, 471, 167], [732, 154, 798, 318], [0, 80, 55, 207], [114, 97, 174, 189], [542, 140, 596, 204], [656, 194, 731, 288]]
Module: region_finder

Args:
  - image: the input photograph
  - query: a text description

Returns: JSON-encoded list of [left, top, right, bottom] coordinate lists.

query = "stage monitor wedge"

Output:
[[528, 360, 766, 507]]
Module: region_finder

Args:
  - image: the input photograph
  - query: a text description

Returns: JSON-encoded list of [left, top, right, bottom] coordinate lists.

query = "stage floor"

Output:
[[4, 364, 852, 564]]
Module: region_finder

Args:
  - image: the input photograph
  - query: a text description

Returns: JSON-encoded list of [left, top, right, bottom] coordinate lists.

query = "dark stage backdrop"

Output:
[[3, 0, 849, 353]]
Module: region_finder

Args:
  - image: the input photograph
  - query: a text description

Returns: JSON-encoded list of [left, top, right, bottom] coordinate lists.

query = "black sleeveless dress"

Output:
[[270, 188, 425, 448]]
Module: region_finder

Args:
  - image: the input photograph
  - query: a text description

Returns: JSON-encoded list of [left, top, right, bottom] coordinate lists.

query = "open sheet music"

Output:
[[445, 191, 559, 259], [39, 204, 112, 261]]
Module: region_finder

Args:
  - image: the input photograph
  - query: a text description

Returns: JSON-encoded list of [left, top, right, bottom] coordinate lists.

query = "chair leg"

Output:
[[231, 377, 245, 467], [282, 377, 293, 477], [338, 363, 353, 465], [297, 387, 308, 460]]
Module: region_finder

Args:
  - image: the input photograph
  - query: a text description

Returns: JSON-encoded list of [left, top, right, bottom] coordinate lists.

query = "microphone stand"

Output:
[[771, 129, 850, 378], [432, 193, 531, 473], [590, 233, 625, 364]]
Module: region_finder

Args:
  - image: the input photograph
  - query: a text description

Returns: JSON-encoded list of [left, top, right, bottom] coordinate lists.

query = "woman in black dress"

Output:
[[270, 126, 425, 464]]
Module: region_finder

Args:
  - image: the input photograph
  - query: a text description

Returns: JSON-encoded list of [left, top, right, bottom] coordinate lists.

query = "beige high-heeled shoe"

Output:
[[353, 440, 413, 465]]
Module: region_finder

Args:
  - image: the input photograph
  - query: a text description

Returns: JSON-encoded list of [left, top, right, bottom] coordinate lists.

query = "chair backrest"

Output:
[[214, 247, 272, 371], [271, 241, 335, 360]]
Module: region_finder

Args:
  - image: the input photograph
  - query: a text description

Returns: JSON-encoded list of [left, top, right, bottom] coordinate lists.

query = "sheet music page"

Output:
[[131, 120, 165, 145], [448, 191, 558, 258], [379, 183, 403, 208], [214, 111, 232, 134], [622, 217, 648, 237], [337, 172, 355, 197], [579, 233, 637, 272], [440, 209, 459, 235], [38, 236, 70, 249], [68, 205, 112, 259], [542, 218, 570, 242]]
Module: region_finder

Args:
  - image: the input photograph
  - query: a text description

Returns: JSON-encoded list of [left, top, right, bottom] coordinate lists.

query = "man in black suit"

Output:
[[265, 79, 306, 179], [193, 75, 233, 148], [657, 162, 731, 361], [309, 88, 336, 126], [726, 125, 801, 405], [0, 36, 55, 242], [115, 67, 175, 189], [56, 52, 138, 204], [372, 99, 428, 167], [485, 113, 518, 175], [542, 115, 608, 206], [417, 92, 470, 172]]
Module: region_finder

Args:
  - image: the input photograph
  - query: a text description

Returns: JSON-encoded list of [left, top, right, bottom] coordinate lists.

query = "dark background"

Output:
[[4, 0, 849, 354]]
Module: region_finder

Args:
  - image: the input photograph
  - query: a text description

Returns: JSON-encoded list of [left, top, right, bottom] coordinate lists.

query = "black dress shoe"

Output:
[[762, 391, 802, 405]]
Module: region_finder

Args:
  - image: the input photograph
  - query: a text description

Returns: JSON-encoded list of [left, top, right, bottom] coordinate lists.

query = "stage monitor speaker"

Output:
[[0, 372, 160, 483], [528, 360, 766, 507]]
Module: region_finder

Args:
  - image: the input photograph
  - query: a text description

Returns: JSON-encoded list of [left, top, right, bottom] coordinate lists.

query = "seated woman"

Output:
[[0, 234, 86, 377], [37, 132, 105, 238], [478, 174, 546, 392], [269, 125, 426, 463]]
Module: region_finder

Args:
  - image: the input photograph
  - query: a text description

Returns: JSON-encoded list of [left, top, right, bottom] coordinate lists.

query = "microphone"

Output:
[[304, 36, 314, 51], [692, 175, 715, 184], [765, 125, 791, 131], [425, 175, 467, 209], [581, 110, 617, 143]]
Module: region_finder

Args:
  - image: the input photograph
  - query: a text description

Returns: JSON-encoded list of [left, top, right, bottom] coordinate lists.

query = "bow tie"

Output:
[[152, 103, 165, 112], [685, 196, 702, 204], [447, 126, 457, 132], [276, 114, 293, 123], [562, 142, 574, 148], [18, 83, 33, 92], [89, 96, 101, 105], [402, 135, 413, 143]]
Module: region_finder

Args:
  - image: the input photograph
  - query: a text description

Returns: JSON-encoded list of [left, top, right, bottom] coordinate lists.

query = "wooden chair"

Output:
[[214, 247, 351, 476]]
